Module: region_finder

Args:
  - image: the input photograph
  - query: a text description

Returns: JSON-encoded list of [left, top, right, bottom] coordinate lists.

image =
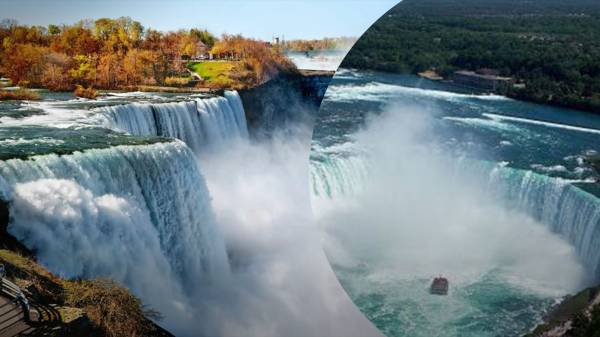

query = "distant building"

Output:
[[418, 69, 443, 81], [194, 41, 209, 59], [185, 41, 210, 61], [451, 69, 514, 92]]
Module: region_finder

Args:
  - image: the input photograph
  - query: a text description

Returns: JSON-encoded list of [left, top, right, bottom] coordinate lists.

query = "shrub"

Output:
[[74, 85, 98, 99], [64, 278, 161, 337], [0, 89, 40, 101], [164, 76, 190, 87], [17, 80, 31, 88]]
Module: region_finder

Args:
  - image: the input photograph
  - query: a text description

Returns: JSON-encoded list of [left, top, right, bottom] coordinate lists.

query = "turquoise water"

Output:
[[0, 91, 218, 160], [336, 265, 554, 337], [310, 70, 600, 337]]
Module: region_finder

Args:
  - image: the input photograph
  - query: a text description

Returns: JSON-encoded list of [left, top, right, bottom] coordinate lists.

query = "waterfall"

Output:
[[310, 153, 600, 278], [0, 141, 229, 297], [310, 154, 369, 199], [481, 163, 600, 278], [98, 91, 249, 152]]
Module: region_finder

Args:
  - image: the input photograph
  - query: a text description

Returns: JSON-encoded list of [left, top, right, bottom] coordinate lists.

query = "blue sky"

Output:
[[1, 0, 399, 40]]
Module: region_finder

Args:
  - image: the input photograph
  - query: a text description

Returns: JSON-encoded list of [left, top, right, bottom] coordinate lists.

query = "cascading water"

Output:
[[98, 91, 248, 151], [310, 152, 369, 199], [0, 141, 227, 288], [479, 162, 600, 278], [0, 141, 229, 332], [310, 69, 600, 337], [310, 149, 600, 279], [0, 88, 385, 337]]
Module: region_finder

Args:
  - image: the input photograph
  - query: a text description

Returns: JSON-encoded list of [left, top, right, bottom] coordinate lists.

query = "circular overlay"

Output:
[[310, 1, 600, 336]]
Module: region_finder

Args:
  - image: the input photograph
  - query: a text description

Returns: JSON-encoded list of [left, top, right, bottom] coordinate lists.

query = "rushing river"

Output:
[[310, 69, 599, 337]]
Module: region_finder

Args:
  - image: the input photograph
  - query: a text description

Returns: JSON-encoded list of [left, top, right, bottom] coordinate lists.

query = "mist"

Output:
[[314, 103, 589, 296], [185, 125, 383, 337]]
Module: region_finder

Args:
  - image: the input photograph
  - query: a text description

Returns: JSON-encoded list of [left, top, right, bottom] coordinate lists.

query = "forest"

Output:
[[0, 17, 295, 92], [342, 0, 600, 113]]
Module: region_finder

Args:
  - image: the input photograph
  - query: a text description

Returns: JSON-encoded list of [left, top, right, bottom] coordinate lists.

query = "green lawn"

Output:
[[187, 61, 238, 81]]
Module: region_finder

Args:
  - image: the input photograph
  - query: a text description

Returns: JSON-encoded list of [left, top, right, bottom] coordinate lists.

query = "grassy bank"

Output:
[[188, 61, 238, 81], [187, 61, 249, 89]]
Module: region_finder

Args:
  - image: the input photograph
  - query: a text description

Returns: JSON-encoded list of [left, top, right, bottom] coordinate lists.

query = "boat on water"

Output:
[[430, 276, 449, 295]]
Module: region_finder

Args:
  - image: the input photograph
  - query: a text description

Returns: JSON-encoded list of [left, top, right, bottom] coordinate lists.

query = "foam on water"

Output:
[[97, 91, 248, 152], [310, 95, 592, 337], [483, 113, 600, 135], [0, 141, 229, 332], [325, 81, 509, 103]]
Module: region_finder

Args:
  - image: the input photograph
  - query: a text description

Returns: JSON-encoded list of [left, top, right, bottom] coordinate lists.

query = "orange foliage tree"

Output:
[[211, 35, 296, 85], [0, 18, 294, 90]]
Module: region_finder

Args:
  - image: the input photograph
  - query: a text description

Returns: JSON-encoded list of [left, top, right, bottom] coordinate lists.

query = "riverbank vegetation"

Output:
[[207, 34, 297, 88], [0, 17, 295, 92], [342, 0, 600, 113], [74, 85, 98, 99], [0, 88, 40, 100], [0, 249, 168, 336]]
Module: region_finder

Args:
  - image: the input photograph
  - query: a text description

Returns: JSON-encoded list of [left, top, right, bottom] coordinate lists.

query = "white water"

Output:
[[311, 106, 589, 296], [483, 112, 600, 135], [325, 81, 509, 103], [98, 91, 249, 152], [312, 133, 600, 281], [95, 91, 382, 336], [287, 50, 348, 71], [478, 162, 600, 278], [189, 126, 381, 337], [0, 90, 384, 336], [0, 141, 229, 332]]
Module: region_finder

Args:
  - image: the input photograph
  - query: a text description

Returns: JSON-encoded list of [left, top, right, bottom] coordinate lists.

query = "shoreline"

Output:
[[0, 70, 335, 100], [411, 70, 599, 115], [338, 67, 600, 116], [525, 283, 600, 337]]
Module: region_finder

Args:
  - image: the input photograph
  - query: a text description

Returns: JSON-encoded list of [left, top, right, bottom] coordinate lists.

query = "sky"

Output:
[[1, 0, 399, 40]]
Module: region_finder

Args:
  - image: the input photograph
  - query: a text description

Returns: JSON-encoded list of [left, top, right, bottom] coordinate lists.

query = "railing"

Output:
[[0, 264, 30, 322]]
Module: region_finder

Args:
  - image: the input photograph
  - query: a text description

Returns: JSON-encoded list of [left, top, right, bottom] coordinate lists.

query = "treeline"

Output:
[[342, 0, 600, 113], [390, 0, 600, 16], [0, 17, 293, 90], [283, 37, 356, 52], [212, 35, 296, 85]]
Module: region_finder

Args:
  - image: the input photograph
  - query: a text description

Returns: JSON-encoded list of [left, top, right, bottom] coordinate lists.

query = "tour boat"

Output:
[[430, 276, 449, 295]]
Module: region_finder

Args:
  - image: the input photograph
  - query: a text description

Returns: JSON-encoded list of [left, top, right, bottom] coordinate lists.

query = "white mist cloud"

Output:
[[9, 178, 195, 329], [189, 127, 383, 337], [315, 103, 589, 296]]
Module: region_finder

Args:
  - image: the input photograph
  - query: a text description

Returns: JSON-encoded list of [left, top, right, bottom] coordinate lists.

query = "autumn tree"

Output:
[[50, 24, 98, 56], [42, 52, 71, 90], [1, 43, 47, 86], [190, 28, 215, 48], [0, 18, 294, 90]]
